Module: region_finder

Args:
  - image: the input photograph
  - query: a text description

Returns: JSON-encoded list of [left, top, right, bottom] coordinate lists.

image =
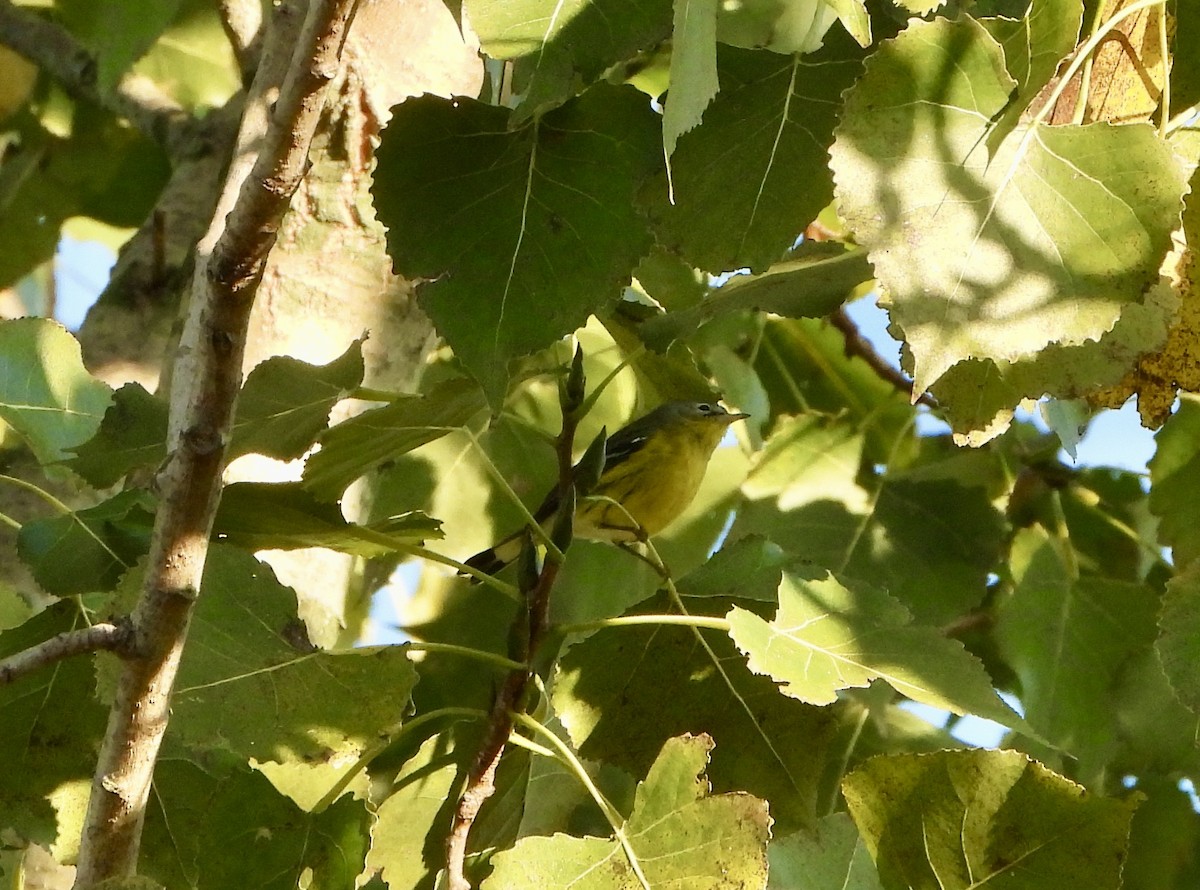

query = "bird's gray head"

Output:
[[658, 401, 750, 424]]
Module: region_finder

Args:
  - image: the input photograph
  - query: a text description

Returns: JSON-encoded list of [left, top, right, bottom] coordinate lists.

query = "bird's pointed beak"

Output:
[[725, 411, 750, 423]]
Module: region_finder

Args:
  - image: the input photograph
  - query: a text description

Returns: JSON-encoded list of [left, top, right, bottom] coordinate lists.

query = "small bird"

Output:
[[464, 400, 749, 577]]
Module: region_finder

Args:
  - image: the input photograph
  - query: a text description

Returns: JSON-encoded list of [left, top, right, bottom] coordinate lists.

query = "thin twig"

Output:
[[0, 0, 188, 147], [217, 0, 265, 80], [828, 307, 939, 408], [0, 621, 133, 686], [445, 360, 584, 889], [72, 1, 360, 885]]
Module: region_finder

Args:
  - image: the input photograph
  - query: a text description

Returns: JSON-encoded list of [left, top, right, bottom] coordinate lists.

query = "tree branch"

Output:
[[0, 0, 188, 147], [72, 1, 361, 885], [828, 307, 939, 409], [0, 621, 133, 686]]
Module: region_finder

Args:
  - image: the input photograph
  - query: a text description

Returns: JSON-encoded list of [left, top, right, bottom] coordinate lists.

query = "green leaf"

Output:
[[1120, 777, 1200, 890], [167, 546, 419, 763], [1111, 649, 1200, 777], [64, 383, 168, 487], [0, 105, 170, 286], [979, 0, 1084, 153], [728, 569, 1024, 731], [746, 315, 916, 466], [676, 535, 789, 602], [642, 43, 864, 273], [367, 731, 464, 889], [1156, 559, 1200, 716], [465, 0, 673, 120], [483, 734, 770, 889], [842, 750, 1140, 890], [830, 16, 1187, 395], [639, 246, 873, 350], [927, 278, 1177, 445], [66, 344, 365, 486], [140, 760, 369, 890], [212, 482, 441, 555], [17, 490, 154, 596], [0, 601, 109, 851], [0, 319, 112, 464], [554, 591, 840, 832], [768, 813, 884, 890], [229, 339, 365, 461], [718, 0, 856, 52], [1150, 395, 1200, 566], [301, 376, 487, 501], [58, 0, 185, 93], [373, 87, 660, 405], [128, 0, 240, 111], [662, 0, 718, 165], [997, 527, 1159, 776], [734, 416, 1004, 624]]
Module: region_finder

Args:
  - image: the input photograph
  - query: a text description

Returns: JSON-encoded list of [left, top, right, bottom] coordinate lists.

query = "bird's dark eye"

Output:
[[697, 403, 712, 413]]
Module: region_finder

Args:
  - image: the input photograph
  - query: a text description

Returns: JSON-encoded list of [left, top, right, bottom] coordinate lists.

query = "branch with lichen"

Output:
[[71, 1, 361, 885]]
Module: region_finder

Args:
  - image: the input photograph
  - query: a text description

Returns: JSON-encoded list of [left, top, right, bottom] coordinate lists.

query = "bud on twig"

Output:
[[549, 484, 576, 560], [574, 426, 608, 494]]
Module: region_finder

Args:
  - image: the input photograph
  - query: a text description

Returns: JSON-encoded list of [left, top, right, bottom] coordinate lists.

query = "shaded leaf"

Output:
[[642, 43, 865, 273], [64, 383, 168, 487], [368, 731, 464, 889], [213, 482, 440, 556], [17, 490, 154, 596], [373, 87, 660, 405], [997, 527, 1159, 777], [676, 534, 789, 602], [465, 0, 672, 120], [229, 339, 365, 461], [141, 760, 368, 890], [768, 813, 884, 890], [0, 601, 108, 850], [639, 246, 872, 350], [555, 591, 840, 832], [734, 416, 1004, 624], [301, 376, 487, 501], [167, 546, 418, 763], [843, 749, 1139, 890], [1156, 559, 1200, 716], [662, 0, 718, 165], [1148, 395, 1200, 567]]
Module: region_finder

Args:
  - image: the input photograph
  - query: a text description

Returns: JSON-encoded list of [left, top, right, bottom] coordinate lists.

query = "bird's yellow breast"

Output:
[[578, 420, 727, 542]]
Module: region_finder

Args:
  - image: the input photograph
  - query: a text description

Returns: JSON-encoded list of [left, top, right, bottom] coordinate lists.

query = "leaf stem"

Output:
[[1031, 0, 1167, 133], [557, 613, 732, 636], [404, 641, 526, 672]]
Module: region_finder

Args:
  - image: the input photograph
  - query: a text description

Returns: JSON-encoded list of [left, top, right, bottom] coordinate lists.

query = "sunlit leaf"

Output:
[[0, 319, 112, 464], [831, 17, 1186, 396], [728, 569, 1025, 732], [483, 735, 770, 889]]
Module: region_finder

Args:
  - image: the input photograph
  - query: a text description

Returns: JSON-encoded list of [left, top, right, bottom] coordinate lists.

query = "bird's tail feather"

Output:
[[462, 533, 525, 581]]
